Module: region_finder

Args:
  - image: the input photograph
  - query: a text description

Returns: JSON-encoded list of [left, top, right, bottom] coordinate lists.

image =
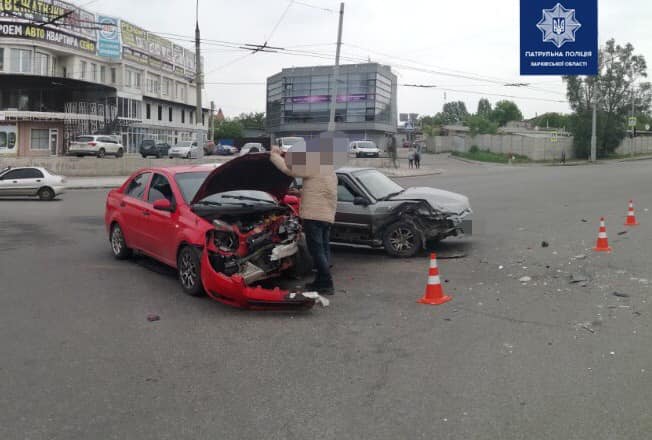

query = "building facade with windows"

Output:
[[0, 1, 207, 157], [266, 63, 397, 146]]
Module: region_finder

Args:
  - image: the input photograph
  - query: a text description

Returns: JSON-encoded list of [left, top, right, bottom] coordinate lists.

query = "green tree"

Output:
[[530, 112, 572, 130], [564, 39, 652, 157], [490, 100, 523, 126], [213, 119, 244, 141], [234, 112, 266, 130], [466, 115, 499, 136], [440, 101, 469, 124], [476, 98, 493, 118]]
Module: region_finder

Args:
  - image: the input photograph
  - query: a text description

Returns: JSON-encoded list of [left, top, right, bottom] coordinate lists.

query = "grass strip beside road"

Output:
[[451, 150, 530, 164]]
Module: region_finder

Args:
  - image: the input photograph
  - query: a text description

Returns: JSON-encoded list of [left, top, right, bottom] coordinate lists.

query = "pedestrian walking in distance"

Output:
[[408, 146, 415, 169], [414, 142, 422, 169]]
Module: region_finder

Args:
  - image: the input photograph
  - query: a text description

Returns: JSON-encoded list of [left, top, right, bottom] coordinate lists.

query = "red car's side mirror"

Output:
[[153, 199, 174, 212]]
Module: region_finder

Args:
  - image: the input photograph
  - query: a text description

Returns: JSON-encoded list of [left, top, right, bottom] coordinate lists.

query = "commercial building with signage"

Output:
[[0, 0, 207, 157], [266, 63, 397, 147]]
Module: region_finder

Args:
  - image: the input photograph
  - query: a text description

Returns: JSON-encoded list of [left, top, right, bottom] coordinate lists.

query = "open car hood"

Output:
[[191, 153, 293, 204]]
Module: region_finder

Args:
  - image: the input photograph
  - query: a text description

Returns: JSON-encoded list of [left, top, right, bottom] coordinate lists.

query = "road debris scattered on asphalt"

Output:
[[574, 254, 587, 260], [617, 231, 628, 236], [541, 241, 549, 248], [612, 291, 630, 298], [575, 322, 595, 334], [570, 273, 590, 284], [147, 314, 160, 322], [519, 276, 532, 283]]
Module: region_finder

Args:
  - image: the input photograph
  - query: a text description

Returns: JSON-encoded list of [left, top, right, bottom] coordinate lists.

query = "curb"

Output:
[[382, 169, 444, 178]]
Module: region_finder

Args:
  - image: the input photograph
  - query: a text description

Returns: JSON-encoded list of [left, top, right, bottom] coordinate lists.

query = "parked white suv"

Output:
[[69, 135, 125, 158], [349, 140, 380, 158]]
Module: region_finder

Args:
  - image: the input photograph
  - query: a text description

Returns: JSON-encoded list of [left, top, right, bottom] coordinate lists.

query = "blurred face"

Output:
[[284, 132, 348, 175]]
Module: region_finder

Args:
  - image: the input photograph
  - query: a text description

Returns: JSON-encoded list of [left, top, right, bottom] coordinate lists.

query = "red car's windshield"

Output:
[[174, 171, 210, 202]]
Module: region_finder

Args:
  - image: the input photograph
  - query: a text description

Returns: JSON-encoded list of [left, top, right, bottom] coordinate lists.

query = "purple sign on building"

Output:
[[287, 94, 368, 104]]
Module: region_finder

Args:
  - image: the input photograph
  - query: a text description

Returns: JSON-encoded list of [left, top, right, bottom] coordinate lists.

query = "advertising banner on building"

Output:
[[173, 44, 185, 75], [287, 94, 368, 104], [184, 48, 196, 79], [122, 46, 148, 65], [0, 20, 95, 53], [51, 0, 96, 40], [0, 0, 97, 50], [0, 0, 65, 23], [520, 0, 598, 75], [147, 32, 173, 64], [121, 20, 147, 52], [97, 16, 121, 58]]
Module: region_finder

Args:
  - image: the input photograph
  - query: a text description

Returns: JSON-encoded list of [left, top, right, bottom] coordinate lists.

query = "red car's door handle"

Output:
[[119, 201, 126, 207], [142, 211, 150, 216]]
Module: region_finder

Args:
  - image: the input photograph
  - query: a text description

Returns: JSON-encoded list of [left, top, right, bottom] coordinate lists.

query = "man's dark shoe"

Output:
[[317, 286, 335, 296], [305, 281, 334, 296]]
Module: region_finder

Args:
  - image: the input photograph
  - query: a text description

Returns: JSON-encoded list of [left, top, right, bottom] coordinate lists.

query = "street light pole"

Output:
[[590, 98, 597, 162], [327, 2, 344, 132], [195, 0, 204, 147]]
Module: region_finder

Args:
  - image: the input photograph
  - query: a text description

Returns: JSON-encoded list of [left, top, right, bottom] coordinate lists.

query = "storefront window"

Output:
[[31, 129, 50, 150], [0, 48, 5, 71], [10, 49, 32, 74]]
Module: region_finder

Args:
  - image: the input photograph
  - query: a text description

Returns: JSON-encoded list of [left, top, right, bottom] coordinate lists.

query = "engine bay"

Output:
[[205, 207, 302, 284]]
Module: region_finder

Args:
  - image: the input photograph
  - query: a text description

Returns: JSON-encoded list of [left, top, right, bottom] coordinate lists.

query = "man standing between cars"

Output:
[[270, 143, 338, 295], [387, 133, 398, 168]]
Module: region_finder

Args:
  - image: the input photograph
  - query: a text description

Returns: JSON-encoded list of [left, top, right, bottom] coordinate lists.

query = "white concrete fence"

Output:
[[423, 134, 575, 161]]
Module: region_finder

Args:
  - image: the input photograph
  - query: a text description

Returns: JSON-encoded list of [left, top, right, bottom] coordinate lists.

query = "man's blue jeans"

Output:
[[303, 220, 333, 287]]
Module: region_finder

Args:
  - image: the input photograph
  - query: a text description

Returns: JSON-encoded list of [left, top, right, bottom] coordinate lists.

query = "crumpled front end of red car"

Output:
[[199, 209, 325, 309]]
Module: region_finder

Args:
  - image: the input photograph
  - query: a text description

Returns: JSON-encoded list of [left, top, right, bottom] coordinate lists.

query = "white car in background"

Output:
[[239, 142, 265, 155], [0, 167, 66, 201], [349, 140, 380, 158], [276, 136, 306, 154], [69, 135, 125, 158], [169, 141, 201, 159]]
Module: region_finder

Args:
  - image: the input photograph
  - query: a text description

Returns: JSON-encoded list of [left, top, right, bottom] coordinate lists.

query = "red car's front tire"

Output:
[[110, 223, 132, 260], [177, 246, 205, 297]]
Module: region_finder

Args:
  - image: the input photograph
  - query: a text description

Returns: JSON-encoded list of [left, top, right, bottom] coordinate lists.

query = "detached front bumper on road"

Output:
[[200, 248, 326, 310]]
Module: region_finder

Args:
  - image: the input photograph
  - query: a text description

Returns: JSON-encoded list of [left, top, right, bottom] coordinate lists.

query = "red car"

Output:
[[104, 153, 319, 309]]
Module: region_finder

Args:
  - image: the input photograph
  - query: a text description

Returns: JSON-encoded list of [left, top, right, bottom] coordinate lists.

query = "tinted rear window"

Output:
[[75, 136, 94, 142]]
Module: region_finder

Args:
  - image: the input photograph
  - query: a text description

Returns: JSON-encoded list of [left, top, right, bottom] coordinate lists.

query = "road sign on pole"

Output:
[[628, 117, 637, 128]]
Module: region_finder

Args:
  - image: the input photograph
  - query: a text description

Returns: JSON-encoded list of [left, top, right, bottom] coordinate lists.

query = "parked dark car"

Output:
[[331, 168, 472, 257], [140, 140, 171, 158]]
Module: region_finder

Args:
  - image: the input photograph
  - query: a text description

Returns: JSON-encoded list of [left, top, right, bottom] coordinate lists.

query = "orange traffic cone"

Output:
[[593, 217, 612, 253], [418, 253, 452, 305], [625, 200, 639, 226]]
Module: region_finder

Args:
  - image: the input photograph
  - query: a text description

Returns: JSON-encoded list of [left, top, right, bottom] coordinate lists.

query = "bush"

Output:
[[469, 145, 480, 153]]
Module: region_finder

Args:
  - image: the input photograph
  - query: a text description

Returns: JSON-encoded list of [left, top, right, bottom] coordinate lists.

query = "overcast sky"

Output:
[[93, 0, 652, 119]]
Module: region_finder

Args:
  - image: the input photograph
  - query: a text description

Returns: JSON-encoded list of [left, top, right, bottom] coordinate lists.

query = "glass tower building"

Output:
[[267, 63, 397, 145]]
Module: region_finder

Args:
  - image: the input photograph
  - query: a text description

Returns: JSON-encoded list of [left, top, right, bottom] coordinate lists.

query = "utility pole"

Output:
[[327, 2, 344, 132], [590, 95, 597, 162], [195, 0, 204, 148], [631, 81, 636, 156], [209, 100, 215, 143]]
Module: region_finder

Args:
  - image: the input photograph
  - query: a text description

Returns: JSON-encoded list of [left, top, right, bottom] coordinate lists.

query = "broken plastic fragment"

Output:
[[298, 291, 330, 307]]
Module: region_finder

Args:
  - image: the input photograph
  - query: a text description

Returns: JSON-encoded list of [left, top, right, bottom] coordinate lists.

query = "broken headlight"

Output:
[[213, 230, 238, 252]]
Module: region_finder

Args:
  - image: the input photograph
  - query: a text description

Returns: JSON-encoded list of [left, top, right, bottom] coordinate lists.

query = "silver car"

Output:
[[0, 167, 66, 201], [169, 141, 201, 159]]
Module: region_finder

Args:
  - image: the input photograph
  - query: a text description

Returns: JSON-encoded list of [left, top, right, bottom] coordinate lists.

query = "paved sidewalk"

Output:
[[64, 167, 443, 190], [66, 176, 127, 190]]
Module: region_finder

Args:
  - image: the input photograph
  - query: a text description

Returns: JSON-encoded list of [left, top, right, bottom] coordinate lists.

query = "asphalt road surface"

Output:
[[2, 156, 652, 440]]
